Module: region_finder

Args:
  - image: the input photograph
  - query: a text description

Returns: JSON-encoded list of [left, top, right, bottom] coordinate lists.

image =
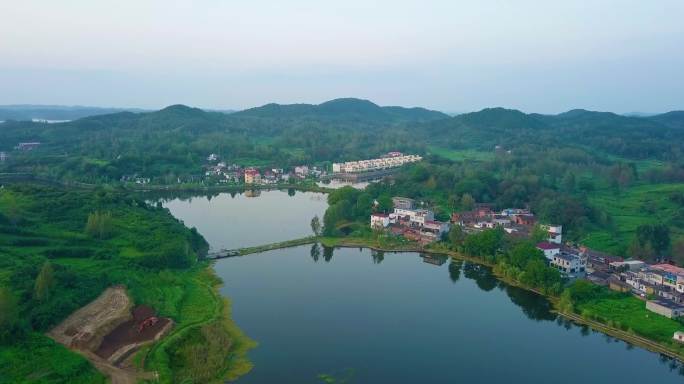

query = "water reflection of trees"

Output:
[[657, 353, 684, 377], [504, 285, 557, 321], [462, 262, 498, 291], [310, 243, 321, 262], [448, 260, 463, 283], [309, 245, 335, 263], [323, 246, 334, 262], [460, 261, 556, 322], [371, 249, 384, 264]]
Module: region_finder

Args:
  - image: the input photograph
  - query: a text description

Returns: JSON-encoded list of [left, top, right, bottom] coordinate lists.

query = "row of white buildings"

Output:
[[333, 153, 422, 174]]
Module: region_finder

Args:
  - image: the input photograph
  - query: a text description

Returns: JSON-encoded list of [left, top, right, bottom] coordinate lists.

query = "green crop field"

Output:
[[581, 183, 684, 255], [428, 146, 495, 162], [576, 293, 684, 346]]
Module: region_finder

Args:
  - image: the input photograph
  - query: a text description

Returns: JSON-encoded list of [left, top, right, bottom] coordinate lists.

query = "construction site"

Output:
[[48, 286, 173, 384]]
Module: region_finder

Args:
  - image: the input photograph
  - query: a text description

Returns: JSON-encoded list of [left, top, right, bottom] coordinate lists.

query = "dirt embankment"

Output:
[[49, 286, 133, 351], [48, 286, 173, 384]]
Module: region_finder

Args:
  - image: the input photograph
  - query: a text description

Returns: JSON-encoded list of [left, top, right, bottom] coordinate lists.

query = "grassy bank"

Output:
[[559, 281, 684, 360], [142, 266, 256, 383]]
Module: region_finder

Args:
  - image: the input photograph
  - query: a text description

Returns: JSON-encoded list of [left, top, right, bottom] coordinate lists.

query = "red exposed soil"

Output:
[[95, 305, 171, 359]]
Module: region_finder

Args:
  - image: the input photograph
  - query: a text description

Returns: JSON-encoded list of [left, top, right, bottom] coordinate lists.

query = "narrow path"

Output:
[[207, 236, 317, 259]]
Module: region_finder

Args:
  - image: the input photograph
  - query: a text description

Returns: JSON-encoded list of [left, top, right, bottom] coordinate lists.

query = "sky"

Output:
[[1, 0, 683, 114]]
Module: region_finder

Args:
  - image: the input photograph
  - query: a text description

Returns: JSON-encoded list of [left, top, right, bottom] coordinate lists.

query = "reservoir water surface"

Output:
[[163, 190, 684, 383]]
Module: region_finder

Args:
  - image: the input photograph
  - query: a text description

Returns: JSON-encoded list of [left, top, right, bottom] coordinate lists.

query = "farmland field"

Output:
[[581, 183, 684, 255]]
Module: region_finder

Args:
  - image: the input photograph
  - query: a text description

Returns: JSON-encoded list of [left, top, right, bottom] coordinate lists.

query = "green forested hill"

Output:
[[0, 105, 148, 121], [234, 97, 448, 122], [0, 99, 445, 181], [0, 100, 682, 186], [649, 111, 684, 130], [422, 108, 684, 161]]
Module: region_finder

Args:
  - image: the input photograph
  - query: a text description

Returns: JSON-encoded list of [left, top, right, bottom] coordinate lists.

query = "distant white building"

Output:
[[332, 154, 422, 173], [541, 224, 563, 244], [294, 166, 309, 177], [423, 220, 451, 237], [550, 253, 586, 275], [674, 331, 684, 343], [371, 213, 391, 229], [207, 153, 218, 161], [392, 208, 434, 226]]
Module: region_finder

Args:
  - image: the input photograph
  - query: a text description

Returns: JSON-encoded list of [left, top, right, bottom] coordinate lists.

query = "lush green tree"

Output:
[[0, 288, 20, 343], [508, 242, 544, 269], [354, 193, 374, 219], [447, 225, 466, 249], [462, 228, 505, 259], [632, 224, 671, 260], [530, 224, 549, 243], [327, 186, 359, 206], [85, 211, 114, 239], [34, 261, 56, 301], [0, 191, 20, 225], [673, 240, 684, 267], [561, 172, 576, 192], [376, 195, 393, 213], [460, 193, 475, 210], [310, 215, 321, 236]]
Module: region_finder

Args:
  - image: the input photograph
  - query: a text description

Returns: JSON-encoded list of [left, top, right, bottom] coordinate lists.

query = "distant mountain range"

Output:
[[0, 105, 237, 122], [0, 105, 149, 122], [233, 98, 449, 122], [421, 107, 684, 160], [1, 98, 682, 165]]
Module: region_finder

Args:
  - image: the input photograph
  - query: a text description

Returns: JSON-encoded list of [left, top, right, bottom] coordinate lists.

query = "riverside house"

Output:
[[550, 252, 587, 276], [244, 168, 261, 184], [369, 198, 450, 244], [536, 242, 560, 260]]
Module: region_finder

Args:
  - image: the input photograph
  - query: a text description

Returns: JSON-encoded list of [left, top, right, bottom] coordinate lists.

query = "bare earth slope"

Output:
[[48, 286, 171, 384]]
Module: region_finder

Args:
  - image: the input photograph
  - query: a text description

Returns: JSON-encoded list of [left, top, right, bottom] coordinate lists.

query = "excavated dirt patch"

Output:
[[48, 286, 173, 383], [48, 285, 132, 351], [96, 305, 172, 360]]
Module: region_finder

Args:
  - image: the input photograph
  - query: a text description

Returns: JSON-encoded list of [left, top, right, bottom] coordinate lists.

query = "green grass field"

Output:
[[427, 146, 494, 162], [581, 183, 684, 255], [576, 293, 684, 347]]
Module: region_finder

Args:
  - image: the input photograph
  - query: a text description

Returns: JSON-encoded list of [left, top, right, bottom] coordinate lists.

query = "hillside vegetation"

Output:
[[0, 185, 252, 383], [1, 100, 684, 258], [2, 100, 681, 184]]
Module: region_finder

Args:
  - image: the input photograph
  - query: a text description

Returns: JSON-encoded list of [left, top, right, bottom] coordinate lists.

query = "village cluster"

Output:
[[371, 199, 577, 274], [203, 153, 325, 185], [119, 151, 420, 186], [371, 197, 684, 328]]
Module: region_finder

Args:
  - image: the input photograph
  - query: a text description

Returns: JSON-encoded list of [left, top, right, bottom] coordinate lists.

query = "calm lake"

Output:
[[163, 190, 684, 383], [161, 189, 328, 249]]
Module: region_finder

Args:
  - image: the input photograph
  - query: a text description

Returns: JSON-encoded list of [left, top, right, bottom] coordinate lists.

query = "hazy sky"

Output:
[[1, 0, 683, 113]]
